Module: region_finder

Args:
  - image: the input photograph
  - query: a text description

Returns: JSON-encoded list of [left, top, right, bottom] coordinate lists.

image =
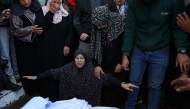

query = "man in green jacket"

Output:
[[122, 0, 189, 109]]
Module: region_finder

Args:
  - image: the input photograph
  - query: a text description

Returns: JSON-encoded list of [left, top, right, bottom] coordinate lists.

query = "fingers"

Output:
[[95, 71, 100, 79], [100, 69, 104, 74], [23, 76, 30, 79], [177, 14, 185, 24], [183, 12, 189, 21], [63, 47, 70, 56], [175, 60, 178, 67], [129, 84, 139, 88], [171, 78, 186, 86], [80, 33, 88, 41]]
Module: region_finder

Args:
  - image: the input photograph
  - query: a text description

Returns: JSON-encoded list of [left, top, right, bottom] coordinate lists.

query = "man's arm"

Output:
[[172, 0, 189, 73], [122, 0, 136, 70]]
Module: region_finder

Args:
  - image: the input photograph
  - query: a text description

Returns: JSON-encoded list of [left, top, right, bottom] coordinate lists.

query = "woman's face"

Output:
[[75, 54, 85, 68], [115, 0, 125, 6], [50, 0, 61, 8], [19, 0, 31, 8]]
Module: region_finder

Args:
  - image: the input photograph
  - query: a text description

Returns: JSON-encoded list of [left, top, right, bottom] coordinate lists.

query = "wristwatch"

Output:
[[178, 49, 186, 54]]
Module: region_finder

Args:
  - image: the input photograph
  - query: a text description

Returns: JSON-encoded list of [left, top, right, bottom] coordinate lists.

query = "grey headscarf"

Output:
[[90, 6, 125, 64]]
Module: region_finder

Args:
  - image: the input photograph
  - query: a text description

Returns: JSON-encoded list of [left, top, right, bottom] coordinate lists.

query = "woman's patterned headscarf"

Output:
[[90, 6, 125, 64]]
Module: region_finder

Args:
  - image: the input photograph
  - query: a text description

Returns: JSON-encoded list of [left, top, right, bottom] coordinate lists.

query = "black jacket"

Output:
[[73, 0, 117, 43]]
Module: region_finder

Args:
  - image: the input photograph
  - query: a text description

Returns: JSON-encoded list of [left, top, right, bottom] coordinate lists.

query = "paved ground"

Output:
[[3, 95, 145, 109], [3, 95, 32, 109]]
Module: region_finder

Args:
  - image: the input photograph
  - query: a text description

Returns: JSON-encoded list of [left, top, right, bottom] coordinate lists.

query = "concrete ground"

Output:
[[3, 95, 147, 109]]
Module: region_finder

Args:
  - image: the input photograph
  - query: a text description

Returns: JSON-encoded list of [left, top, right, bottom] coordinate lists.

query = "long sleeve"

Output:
[[35, 9, 54, 30], [172, 0, 189, 51], [64, 15, 74, 47], [121, 0, 136, 56], [10, 15, 34, 42], [73, 0, 83, 36], [37, 70, 52, 79], [107, 75, 122, 87]]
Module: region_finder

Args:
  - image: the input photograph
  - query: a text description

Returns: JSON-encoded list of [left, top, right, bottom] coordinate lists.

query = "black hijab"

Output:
[[11, 0, 41, 17]]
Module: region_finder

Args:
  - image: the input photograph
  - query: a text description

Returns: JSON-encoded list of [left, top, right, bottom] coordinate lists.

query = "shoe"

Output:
[[14, 74, 20, 80], [9, 77, 17, 84], [3, 81, 22, 91]]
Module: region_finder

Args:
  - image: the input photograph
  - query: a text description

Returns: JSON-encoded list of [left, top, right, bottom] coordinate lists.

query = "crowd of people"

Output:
[[1, 0, 190, 109]]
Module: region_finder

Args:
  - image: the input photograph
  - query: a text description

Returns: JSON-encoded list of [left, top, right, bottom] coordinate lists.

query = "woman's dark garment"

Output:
[[37, 60, 122, 106], [35, 9, 73, 101], [91, 6, 128, 107], [10, 0, 41, 95]]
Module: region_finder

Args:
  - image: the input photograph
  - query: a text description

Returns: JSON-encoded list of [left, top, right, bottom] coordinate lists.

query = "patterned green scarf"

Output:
[[90, 6, 125, 64]]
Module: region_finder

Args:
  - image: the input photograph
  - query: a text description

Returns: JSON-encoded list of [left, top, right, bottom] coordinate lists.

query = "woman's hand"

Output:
[[94, 66, 104, 79], [33, 25, 43, 35], [50, 2, 60, 13], [80, 33, 88, 41], [115, 63, 123, 73], [23, 76, 37, 80], [121, 83, 138, 91], [63, 46, 70, 56]]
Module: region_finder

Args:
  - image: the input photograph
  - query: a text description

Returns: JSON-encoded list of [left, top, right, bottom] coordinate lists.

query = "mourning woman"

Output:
[[10, 0, 42, 96], [90, 6, 127, 107], [23, 49, 138, 106], [35, 0, 73, 101]]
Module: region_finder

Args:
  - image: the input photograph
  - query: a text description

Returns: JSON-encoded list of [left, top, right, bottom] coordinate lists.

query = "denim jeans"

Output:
[[0, 27, 18, 77], [125, 47, 169, 109]]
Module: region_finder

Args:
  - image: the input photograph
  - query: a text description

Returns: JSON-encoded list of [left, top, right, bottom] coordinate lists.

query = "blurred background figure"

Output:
[[115, 0, 128, 17], [0, 0, 19, 84]]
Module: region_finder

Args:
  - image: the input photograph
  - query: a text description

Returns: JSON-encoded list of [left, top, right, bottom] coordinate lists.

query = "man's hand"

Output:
[[94, 66, 104, 79], [63, 46, 70, 56], [177, 12, 190, 33], [171, 77, 190, 92], [33, 25, 43, 35], [176, 53, 189, 73], [115, 63, 123, 73], [80, 33, 88, 41], [3, 9, 11, 19], [122, 55, 130, 71]]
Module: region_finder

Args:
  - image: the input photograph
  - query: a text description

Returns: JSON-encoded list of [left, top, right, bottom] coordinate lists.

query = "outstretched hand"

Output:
[[23, 76, 37, 80], [121, 83, 138, 91], [171, 77, 190, 92]]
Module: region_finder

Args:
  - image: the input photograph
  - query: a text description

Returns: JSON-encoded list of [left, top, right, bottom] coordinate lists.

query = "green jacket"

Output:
[[0, 0, 13, 6], [122, 0, 189, 56]]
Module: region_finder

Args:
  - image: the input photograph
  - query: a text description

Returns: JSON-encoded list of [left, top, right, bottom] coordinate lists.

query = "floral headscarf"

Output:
[[90, 6, 125, 64]]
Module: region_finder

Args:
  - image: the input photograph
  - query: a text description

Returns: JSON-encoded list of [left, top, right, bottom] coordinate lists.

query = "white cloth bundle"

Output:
[[46, 98, 92, 109], [21, 96, 51, 109]]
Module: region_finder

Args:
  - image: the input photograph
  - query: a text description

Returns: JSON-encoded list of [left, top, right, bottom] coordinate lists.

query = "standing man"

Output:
[[122, 0, 189, 109], [0, 0, 18, 84], [73, 0, 117, 58]]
